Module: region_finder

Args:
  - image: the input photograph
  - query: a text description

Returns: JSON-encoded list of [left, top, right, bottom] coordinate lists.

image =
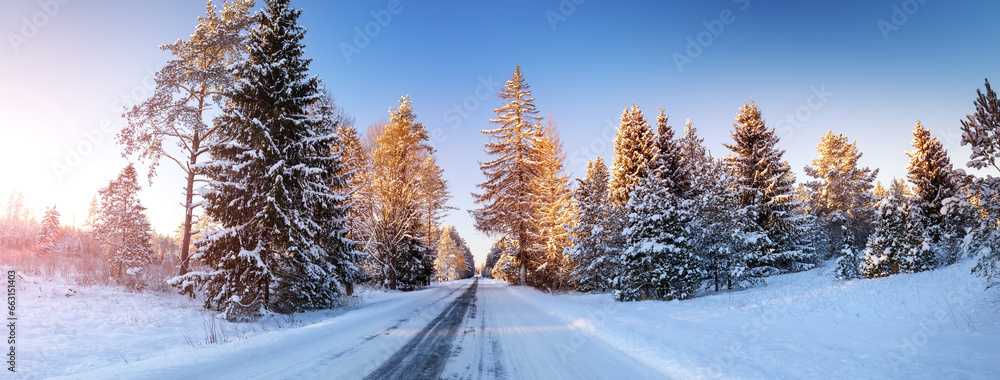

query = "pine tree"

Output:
[[534, 119, 575, 290], [616, 149, 703, 301], [171, 0, 358, 320], [872, 181, 888, 199], [419, 155, 454, 250], [433, 225, 475, 281], [94, 164, 153, 287], [653, 109, 688, 196], [609, 104, 656, 206], [960, 78, 1000, 173], [35, 204, 61, 256], [961, 79, 1000, 288], [362, 96, 439, 290], [567, 157, 621, 292], [906, 121, 965, 264], [472, 66, 544, 286], [723, 101, 810, 276], [119, 0, 254, 276], [907, 121, 961, 232], [802, 131, 879, 258], [861, 179, 936, 278], [680, 121, 753, 291], [835, 225, 862, 279]]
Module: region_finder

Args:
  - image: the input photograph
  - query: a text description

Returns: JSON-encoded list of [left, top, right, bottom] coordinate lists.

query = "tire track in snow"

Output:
[[364, 279, 479, 380]]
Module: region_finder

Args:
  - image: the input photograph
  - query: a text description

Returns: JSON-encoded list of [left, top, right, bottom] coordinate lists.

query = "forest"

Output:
[[2, 0, 999, 324]]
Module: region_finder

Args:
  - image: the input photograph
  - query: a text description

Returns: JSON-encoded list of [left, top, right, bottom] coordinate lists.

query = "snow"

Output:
[[14, 260, 1000, 379]]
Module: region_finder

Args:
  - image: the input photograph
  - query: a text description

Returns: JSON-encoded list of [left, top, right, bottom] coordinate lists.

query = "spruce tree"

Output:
[[653, 108, 687, 196], [36, 204, 61, 256], [681, 121, 753, 291], [906, 121, 964, 264], [172, 0, 358, 320], [835, 225, 862, 279], [723, 101, 809, 276], [616, 149, 703, 301], [861, 179, 935, 278], [907, 121, 961, 234], [567, 157, 620, 292], [803, 131, 879, 257], [94, 164, 153, 287], [609, 104, 656, 206], [472, 66, 544, 286]]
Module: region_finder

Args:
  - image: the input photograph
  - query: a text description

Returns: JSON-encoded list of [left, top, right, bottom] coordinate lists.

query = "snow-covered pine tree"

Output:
[[872, 180, 888, 199], [172, 0, 358, 320], [906, 121, 966, 265], [960, 79, 1000, 288], [94, 164, 153, 287], [434, 226, 460, 281], [35, 204, 61, 256], [861, 179, 935, 278], [723, 101, 810, 277], [835, 225, 862, 279], [654, 109, 688, 196], [485, 237, 519, 282], [433, 225, 475, 281], [534, 119, 575, 290], [616, 133, 704, 301], [609, 104, 656, 206], [119, 0, 254, 276], [363, 96, 438, 290], [566, 157, 621, 292], [960, 79, 1000, 173], [419, 155, 454, 251], [803, 131, 879, 258], [472, 66, 544, 287], [679, 121, 753, 291]]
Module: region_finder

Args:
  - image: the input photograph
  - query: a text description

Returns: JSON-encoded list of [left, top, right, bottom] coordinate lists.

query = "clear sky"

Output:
[[2, 0, 998, 266]]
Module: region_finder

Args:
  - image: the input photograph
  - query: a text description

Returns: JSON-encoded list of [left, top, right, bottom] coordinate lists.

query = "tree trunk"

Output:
[[178, 147, 198, 276]]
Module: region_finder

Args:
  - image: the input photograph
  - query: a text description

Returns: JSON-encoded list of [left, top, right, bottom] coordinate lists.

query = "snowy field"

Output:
[[10, 260, 1000, 379]]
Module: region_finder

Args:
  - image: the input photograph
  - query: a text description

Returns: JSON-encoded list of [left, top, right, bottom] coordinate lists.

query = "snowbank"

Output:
[[511, 260, 999, 378]]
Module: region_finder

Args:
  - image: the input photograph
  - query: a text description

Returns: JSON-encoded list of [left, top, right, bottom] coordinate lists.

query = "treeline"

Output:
[[0, 188, 178, 289], [478, 67, 1000, 301]]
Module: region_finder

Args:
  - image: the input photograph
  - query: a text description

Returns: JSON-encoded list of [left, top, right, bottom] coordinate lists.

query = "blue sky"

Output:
[[1, 0, 998, 264]]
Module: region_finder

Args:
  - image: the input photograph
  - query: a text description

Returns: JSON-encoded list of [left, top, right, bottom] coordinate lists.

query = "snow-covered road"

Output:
[[61, 278, 662, 379]]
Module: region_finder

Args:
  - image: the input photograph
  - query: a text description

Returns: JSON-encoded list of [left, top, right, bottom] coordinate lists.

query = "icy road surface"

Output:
[[62, 278, 663, 379]]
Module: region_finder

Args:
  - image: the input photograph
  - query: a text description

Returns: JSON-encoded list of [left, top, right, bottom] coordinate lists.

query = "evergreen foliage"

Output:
[[609, 104, 656, 207], [566, 157, 621, 292], [472, 66, 544, 286], [723, 101, 811, 276], [36, 204, 61, 256], [171, 0, 358, 320], [802, 131, 879, 259], [94, 164, 153, 288]]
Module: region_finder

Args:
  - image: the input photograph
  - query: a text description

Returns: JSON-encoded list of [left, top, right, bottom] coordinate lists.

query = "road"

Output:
[[64, 278, 662, 379]]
